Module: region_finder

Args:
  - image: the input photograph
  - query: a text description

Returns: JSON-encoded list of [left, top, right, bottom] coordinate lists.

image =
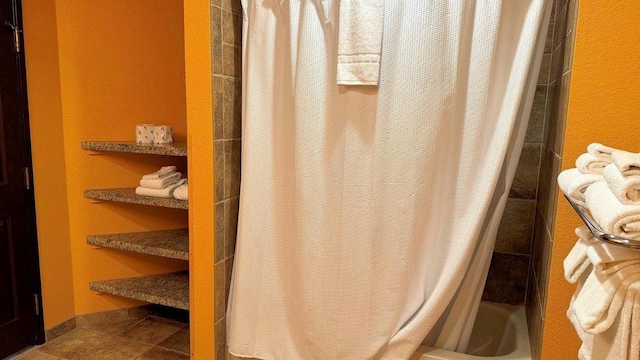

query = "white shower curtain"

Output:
[[227, 1, 550, 359]]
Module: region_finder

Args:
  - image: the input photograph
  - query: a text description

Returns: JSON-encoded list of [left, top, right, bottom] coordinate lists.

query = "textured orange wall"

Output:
[[183, 0, 215, 357], [542, 2, 640, 359], [22, 0, 76, 329]]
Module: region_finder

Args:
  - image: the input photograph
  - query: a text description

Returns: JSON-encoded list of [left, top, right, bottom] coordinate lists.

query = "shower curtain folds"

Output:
[[227, 1, 550, 359]]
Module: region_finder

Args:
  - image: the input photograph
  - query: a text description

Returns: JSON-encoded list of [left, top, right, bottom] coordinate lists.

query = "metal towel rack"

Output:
[[563, 194, 640, 250]]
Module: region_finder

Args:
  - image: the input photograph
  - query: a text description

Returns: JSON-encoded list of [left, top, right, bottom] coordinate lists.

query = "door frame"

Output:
[[11, 0, 45, 346]]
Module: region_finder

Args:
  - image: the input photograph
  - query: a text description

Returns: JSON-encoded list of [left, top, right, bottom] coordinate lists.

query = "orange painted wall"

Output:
[[22, 0, 76, 329], [183, 0, 215, 358], [23, 0, 190, 325], [55, 0, 189, 315], [542, 2, 640, 359]]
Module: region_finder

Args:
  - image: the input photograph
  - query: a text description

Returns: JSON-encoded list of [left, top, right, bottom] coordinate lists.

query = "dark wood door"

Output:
[[0, 0, 44, 358]]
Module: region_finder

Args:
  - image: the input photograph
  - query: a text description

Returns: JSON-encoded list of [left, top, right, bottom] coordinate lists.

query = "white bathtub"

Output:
[[228, 301, 531, 360], [411, 302, 531, 360]]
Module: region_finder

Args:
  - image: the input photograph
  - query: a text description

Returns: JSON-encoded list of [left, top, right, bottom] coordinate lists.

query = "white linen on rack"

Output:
[[576, 153, 610, 174], [585, 181, 640, 240], [561, 145, 640, 360], [558, 168, 603, 207], [588, 143, 616, 160], [612, 150, 640, 176], [564, 226, 599, 284]]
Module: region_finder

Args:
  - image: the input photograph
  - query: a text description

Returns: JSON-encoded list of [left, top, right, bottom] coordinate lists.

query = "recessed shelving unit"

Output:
[[87, 229, 189, 260], [81, 141, 187, 157], [83, 141, 189, 311], [90, 272, 189, 310], [84, 188, 188, 209]]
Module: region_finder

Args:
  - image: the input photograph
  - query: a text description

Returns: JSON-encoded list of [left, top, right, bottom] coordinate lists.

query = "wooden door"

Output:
[[0, 0, 44, 357]]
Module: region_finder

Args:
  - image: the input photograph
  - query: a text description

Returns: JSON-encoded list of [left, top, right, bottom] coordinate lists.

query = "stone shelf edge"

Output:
[[87, 229, 189, 261], [84, 188, 188, 210], [81, 141, 188, 157], [90, 272, 189, 311]]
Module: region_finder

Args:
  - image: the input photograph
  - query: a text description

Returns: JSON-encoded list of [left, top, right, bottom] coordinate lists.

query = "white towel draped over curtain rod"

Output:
[[227, 0, 551, 359]]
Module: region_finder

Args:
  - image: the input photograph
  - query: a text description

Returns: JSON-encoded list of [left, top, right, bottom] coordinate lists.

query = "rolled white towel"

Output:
[[576, 153, 611, 174], [564, 226, 599, 283], [603, 164, 640, 205], [139, 172, 182, 190], [142, 166, 178, 180], [587, 143, 616, 159], [135, 179, 186, 198], [585, 181, 640, 240], [612, 150, 640, 176], [174, 181, 188, 201], [574, 263, 640, 334], [587, 241, 640, 270], [558, 168, 603, 207]]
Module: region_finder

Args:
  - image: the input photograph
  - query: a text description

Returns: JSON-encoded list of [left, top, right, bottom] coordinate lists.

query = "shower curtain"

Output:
[[228, 1, 550, 359]]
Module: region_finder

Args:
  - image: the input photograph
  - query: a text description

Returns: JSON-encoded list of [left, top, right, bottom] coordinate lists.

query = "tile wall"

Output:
[[525, 0, 578, 358], [481, 1, 561, 306], [212, 0, 243, 359]]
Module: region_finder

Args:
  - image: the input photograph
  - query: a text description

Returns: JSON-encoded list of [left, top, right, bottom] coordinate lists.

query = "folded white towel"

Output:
[[631, 287, 640, 360], [173, 181, 188, 201], [603, 163, 640, 205], [590, 281, 640, 360], [585, 181, 640, 240], [564, 226, 599, 283], [577, 153, 611, 174], [135, 179, 186, 198], [597, 259, 640, 276], [142, 166, 178, 180], [337, 0, 384, 85], [558, 168, 603, 207], [612, 150, 640, 176], [570, 252, 640, 360], [574, 263, 640, 334], [567, 269, 594, 360], [139, 172, 182, 190], [587, 241, 640, 270], [588, 143, 616, 159]]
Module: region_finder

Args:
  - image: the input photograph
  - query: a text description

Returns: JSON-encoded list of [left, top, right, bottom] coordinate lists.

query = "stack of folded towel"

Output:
[[558, 144, 640, 239], [135, 166, 187, 199], [586, 148, 640, 240], [565, 234, 640, 360], [559, 143, 640, 359]]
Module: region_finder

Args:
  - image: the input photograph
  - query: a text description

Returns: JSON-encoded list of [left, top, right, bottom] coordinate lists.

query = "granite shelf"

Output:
[[87, 229, 189, 261], [84, 188, 188, 209], [82, 141, 187, 157], [90, 272, 189, 310]]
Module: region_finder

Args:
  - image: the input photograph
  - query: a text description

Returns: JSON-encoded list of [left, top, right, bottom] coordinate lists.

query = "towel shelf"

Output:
[[82, 141, 187, 157], [85, 188, 188, 210], [90, 272, 189, 310], [87, 229, 189, 261], [563, 195, 640, 250]]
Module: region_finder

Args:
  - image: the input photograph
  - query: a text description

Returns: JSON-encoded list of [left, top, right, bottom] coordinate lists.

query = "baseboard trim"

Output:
[[45, 317, 76, 342]]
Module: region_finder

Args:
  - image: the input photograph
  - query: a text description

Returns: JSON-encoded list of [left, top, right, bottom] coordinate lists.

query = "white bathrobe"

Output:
[[227, 1, 549, 359]]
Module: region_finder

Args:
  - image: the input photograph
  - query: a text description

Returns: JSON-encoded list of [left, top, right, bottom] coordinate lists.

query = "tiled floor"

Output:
[[13, 316, 189, 360]]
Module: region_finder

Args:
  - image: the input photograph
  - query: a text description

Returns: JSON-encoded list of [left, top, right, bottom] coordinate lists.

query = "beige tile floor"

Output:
[[12, 316, 190, 360]]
